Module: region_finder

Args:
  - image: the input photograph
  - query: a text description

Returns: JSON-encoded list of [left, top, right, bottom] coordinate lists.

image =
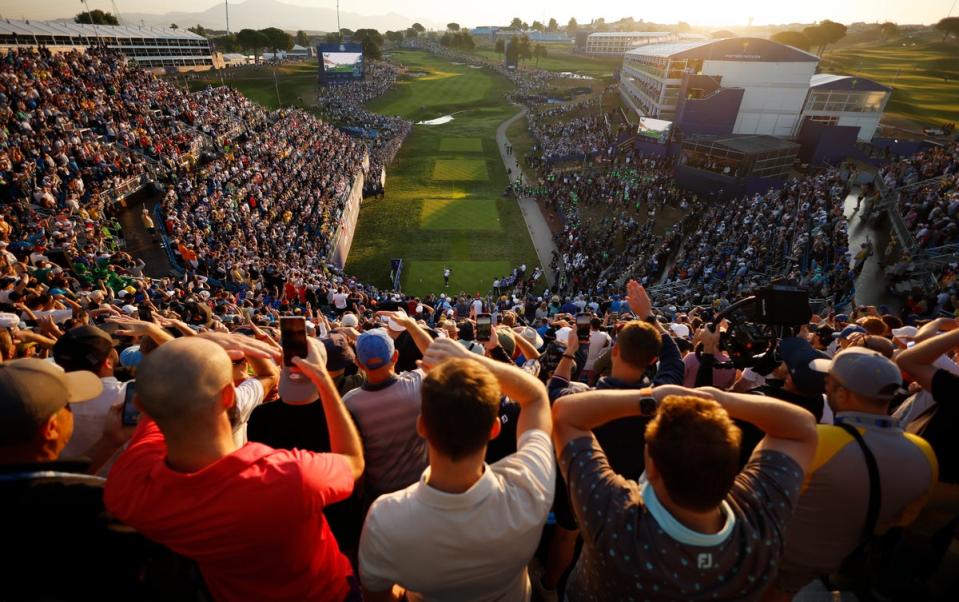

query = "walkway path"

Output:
[[117, 188, 174, 279], [496, 107, 559, 288]]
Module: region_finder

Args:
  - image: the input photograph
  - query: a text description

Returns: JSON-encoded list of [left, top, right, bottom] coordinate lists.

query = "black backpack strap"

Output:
[[836, 422, 882, 539]]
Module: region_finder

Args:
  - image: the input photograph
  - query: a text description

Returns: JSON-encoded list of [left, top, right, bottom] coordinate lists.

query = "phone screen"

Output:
[[476, 314, 492, 341], [121, 382, 140, 426], [576, 314, 591, 343], [280, 317, 308, 367]]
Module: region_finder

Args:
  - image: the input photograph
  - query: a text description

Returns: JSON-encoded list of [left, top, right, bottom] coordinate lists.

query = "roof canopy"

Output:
[[809, 73, 891, 92], [627, 37, 819, 63], [0, 19, 207, 41]]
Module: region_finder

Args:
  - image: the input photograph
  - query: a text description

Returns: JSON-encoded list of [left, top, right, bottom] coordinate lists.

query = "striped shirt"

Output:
[[343, 370, 428, 496]]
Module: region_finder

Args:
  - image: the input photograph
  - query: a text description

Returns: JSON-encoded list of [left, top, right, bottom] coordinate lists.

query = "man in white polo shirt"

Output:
[[359, 338, 554, 601]]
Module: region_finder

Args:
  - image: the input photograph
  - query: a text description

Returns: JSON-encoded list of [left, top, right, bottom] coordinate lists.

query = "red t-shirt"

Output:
[[104, 419, 354, 602]]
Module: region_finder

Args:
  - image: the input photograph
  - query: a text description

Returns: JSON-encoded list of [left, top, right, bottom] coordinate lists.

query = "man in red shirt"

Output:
[[105, 334, 365, 602]]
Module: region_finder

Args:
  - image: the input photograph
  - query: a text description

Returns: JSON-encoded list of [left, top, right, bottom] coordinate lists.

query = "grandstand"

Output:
[[584, 31, 676, 56], [0, 19, 218, 71]]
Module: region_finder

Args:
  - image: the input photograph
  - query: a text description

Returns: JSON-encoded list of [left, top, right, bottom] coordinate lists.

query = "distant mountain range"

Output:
[[23, 0, 443, 33]]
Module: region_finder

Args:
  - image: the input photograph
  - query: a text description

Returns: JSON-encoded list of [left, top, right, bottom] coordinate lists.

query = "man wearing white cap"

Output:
[[771, 347, 938, 595]]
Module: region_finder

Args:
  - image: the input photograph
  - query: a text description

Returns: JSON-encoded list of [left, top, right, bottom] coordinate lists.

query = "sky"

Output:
[[5, 0, 956, 27]]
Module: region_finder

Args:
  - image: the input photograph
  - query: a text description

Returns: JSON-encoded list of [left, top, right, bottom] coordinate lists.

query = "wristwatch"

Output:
[[638, 388, 658, 416]]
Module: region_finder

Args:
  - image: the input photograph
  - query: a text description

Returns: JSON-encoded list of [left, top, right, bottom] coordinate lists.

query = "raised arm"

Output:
[[551, 384, 701, 451], [896, 322, 959, 392], [699, 387, 818, 472], [378, 310, 432, 355], [294, 340, 364, 480], [422, 338, 551, 439]]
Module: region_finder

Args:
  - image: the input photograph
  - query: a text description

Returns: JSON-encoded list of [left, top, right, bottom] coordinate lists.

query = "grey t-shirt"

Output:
[[343, 370, 428, 496], [560, 435, 804, 601]]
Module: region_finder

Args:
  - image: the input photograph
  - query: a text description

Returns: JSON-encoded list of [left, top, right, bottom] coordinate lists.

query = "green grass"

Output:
[[432, 159, 489, 181], [184, 61, 320, 110], [347, 50, 541, 296], [822, 40, 959, 125], [405, 260, 512, 295], [471, 46, 622, 77], [439, 137, 484, 152], [420, 199, 500, 230]]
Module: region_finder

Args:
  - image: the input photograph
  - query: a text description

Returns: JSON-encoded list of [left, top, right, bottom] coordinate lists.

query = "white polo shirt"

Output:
[[359, 429, 555, 601]]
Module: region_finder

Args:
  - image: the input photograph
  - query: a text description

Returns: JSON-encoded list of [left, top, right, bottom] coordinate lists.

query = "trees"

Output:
[[510, 17, 524, 30], [447, 23, 460, 32], [711, 30, 736, 39], [495, 38, 505, 56], [441, 32, 474, 51], [405, 28, 419, 39], [803, 20, 847, 55], [325, 32, 341, 43], [514, 35, 533, 64], [411, 23, 426, 33], [677, 21, 691, 33], [533, 43, 548, 66], [567, 18, 578, 34], [189, 24, 208, 36], [354, 29, 384, 60], [385, 30, 405, 44], [236, 29, 270, 62], [75, 10, 119, 25], [210, 34, 239, 52], [532, 21, 545, 32], [170, 24, 179, 30], [261, 27, 293, 55], [547, 18, 558, 32], [937, 17, 959, 42], [771, 30, 812, 51], [295, 30, 310, 46], [879, 22, 899, 41]]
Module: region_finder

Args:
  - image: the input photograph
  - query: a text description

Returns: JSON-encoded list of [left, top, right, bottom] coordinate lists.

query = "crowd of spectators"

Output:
[[1, 41, 957, 602], [885, 143, 959, 252], [316, 60, 411, 191]]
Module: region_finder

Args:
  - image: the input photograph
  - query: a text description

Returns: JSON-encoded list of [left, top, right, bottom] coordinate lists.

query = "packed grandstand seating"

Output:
[[1, 42, 957, 602]]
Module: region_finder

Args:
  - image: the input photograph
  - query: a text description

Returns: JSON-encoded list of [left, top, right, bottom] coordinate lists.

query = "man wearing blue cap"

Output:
[[343, 313, 433, 502]]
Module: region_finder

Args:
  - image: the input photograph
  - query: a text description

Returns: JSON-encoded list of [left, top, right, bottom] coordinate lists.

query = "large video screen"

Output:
[[637, 117, 673, 144], [318, 43, 364, 84]]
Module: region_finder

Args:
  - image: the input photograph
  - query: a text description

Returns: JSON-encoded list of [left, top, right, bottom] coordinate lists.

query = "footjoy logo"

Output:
[[697, 553, 713, 569]]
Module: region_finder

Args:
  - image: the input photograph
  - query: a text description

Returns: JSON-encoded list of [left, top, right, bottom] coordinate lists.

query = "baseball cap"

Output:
[[669, 323, 691, 339], [0, 358, 102, 445], [340, 313, 359, 328], [834, 313, 850, 324], [833, 325, 867, 340], [356, 329, 395, 369], [323, 334, 355, 372], [278, 337, 328, 404], [53, 325, 114, 373], [119, 345, 144, 368], [497, 330, 516, 357], [809, 347, 903, 401], [778, 337, 829, 397]]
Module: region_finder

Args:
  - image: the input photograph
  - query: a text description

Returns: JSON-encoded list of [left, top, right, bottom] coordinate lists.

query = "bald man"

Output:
[[104, 335, 365, 602]]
